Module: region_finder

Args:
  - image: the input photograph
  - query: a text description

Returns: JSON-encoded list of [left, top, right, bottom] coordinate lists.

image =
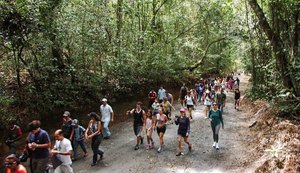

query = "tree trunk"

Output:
[[247, 0, 296, 95]]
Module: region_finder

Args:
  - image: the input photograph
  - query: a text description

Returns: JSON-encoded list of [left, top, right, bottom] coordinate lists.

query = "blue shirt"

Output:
[[27, 129, 50, 159], [175, 116, 190, 134], [74, 125, 85, 141]]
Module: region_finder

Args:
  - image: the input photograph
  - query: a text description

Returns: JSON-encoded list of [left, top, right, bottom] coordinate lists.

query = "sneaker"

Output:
[[98, 152, 103, 160], [216, 143, 219, 150], [212, 142, 216, 148], [91, 162, 97, 167], [157, 147, 161, 153], [188, 145, 192, 151], [176, 152, 182, 156], [134, 145, 139, 150]]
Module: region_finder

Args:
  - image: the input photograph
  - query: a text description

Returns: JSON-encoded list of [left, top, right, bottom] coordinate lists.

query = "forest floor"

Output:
[[70, 74, 263, 173]]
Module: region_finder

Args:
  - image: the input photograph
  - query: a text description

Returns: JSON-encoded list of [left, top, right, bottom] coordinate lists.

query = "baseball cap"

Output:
[[180, 108, 185, 112], [63, 111, 70, 117], [72, 119, 78, 126], [102, 98, 108, 102]]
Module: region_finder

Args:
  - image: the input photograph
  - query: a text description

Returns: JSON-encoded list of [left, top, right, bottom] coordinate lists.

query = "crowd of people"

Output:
[[3, 74, 241, 173]]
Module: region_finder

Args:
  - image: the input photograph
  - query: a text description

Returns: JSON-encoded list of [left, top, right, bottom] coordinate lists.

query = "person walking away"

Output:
[[234, 88, 241, 110], [184, 91, 195, 119], [208, 102, 224, 150], [179, 83, 188, 107], [62, 111, 73, 140], [157, 86, 166, 103], [50, 129, 73, 173], [144, 109, 155, 150], [174, 108, 192, 156], [26, 120, 51, 173], [5, 121, 22, 154], [148, 89, 157, 108], [100, 98, 114, 139], [4, 154, 27, 173], [203, 90, 212, 118], [216, 88, 226, 113], [71, 119, 88, 161], [128, 102, 146, 150], [85, 112, 104, 166], [155, 108, 168, 153]]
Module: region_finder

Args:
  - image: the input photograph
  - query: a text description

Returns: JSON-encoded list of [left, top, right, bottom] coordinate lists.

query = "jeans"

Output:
[[73, 140, 87, 159], [102, 121, 111, 138], [31, 157, 49, 173], [91, 134, 104, 164]]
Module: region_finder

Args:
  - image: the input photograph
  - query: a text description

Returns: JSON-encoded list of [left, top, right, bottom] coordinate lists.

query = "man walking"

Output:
[[100, 98, 114, 139]]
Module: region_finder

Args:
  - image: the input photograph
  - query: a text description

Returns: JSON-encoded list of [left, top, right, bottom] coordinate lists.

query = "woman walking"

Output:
[[156, 108, 168, 153], [208, 102, 224, 150], [144, 109, 155, 150], [184, 90, 196, 119], [85, 112, 104, 166], [203, 90, 212, 118], [174, 108, 192, 156], [234, 88, 241, 110]]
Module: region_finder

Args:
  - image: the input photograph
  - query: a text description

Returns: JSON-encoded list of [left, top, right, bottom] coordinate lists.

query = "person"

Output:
[[174, 108, 192, 156], [85, 112, 104, 166], [179, 83, 188, 107], [148, 89, 157, 108], [155, 108, 168, 153], [100, 98, 114, 139], [157, 86, 166, 103], [62, 111, 73, 140], [216, 88, 226, 112], [50, 129, 73, 173], [161, 97, 175, 121], [197, 82, 204, 103], [208, 102, 224, 150], [128, 102, 146, 150], [151, 99, 160, 116], [184, 91, 195, 119], [235, 77, 240, 87], [5, 121, 22, 154], [4, 154, 27, 173], [190, 89, 198, 106], [71, 119, 88, 161], [144, 109, 155, 150], [25, 120, 51, 173], [203, 90, 212, 118], [234, 88, 241, 110]]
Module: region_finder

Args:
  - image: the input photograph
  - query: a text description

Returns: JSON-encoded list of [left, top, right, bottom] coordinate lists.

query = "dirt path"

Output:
[[72, 74, 255, 173]]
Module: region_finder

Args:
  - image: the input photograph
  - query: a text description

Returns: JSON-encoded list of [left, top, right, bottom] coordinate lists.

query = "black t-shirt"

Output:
[[62, 120, 73, 139], [133, 109, 144, 126], [235, 91, 240, 99]]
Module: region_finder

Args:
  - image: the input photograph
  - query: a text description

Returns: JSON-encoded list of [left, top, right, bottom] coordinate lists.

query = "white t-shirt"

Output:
[[185, 95, 194, 106], [100, 104, 113, 122], [54, 138, 72, 165]]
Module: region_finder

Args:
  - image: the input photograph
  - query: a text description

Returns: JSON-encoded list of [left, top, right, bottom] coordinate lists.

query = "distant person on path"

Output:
[[216, 88, 227, 113], [50, 129, 74, 173], [174, 108, 192, 156], [234, 88, 241, 110], [203, 90, 212, 118], [4, 154, 27, 173], [155, 108, 168, 153], [144, 109, 155, 150], [5, 121, 22, 154], [128, 102, 146, 150], [151, 99, 160, 116], [71, 119, 88, 161], [62, 111, 73, 140], [148, 89, 157, 108], [26, 120, 51, 173], [184, 91, 195, 119], [161, 97, 175, 121], [100, 98, 114, 139], [157, 86, 166, 103], [208, 102, 224, 150], [196, 81, 204, 103], [179, 83, 188, 107], [85, 112, 104, 166]]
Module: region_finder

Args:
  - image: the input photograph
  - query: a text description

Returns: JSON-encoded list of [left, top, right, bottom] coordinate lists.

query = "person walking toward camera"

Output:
[[5, 121, 22, 154], [100, 98, 114, 139], [71, 119, 88, 161], [4, 154, 27, 173], [208, 102, 224, 150], [26, 120, 51, 173], [50, 129, 73, 173], [174, 108, 192, 156], [85, 112, 104, 166]]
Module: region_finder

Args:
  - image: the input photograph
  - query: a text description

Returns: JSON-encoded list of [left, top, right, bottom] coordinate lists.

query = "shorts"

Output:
[[157, 126, 166, 135], [178, 131, 188, 138], [187, 105, 194, 109], [134, 125, 143, 137]]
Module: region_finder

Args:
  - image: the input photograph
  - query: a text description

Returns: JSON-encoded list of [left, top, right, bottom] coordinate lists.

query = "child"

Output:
[[72, 119, 88, 160], [144, 109, 155, 150]]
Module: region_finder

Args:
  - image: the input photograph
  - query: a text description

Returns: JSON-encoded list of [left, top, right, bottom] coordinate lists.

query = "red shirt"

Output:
[[6, 165, 27, 173], [148, 91, 157, 101]]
